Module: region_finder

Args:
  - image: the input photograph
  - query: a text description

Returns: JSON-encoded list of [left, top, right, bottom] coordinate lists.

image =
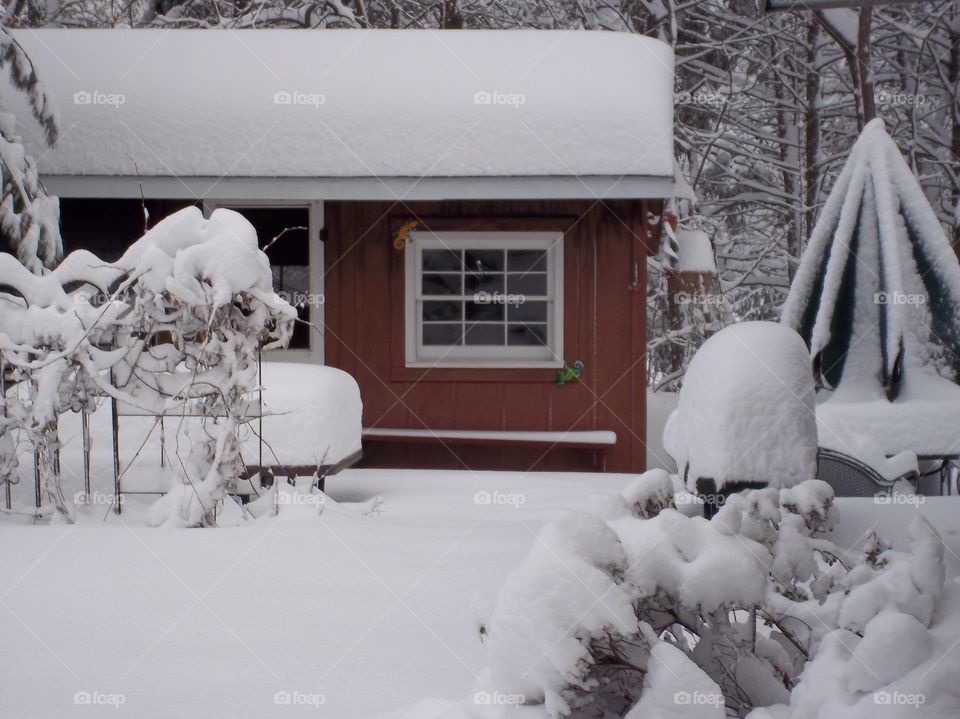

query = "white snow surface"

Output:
[[9, 29, 674, 180], [2, 472, 959, 719], [666, 322, 818, 489], [626, 642, 725, 719], [817, 370, 960, 457]]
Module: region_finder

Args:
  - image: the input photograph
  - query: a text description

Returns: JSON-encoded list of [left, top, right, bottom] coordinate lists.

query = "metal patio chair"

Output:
[[815, 447, 916, 497]]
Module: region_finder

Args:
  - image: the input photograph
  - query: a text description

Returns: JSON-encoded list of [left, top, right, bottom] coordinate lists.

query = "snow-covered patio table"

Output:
[[816, 373, 960, 493], [6, 362, 362, 508]]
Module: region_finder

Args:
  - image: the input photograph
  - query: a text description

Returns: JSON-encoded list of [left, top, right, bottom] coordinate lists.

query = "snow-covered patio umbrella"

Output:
[[781, 119, 960, 399]]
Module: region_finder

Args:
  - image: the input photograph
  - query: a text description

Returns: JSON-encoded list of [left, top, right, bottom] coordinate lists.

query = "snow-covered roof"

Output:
[[10, 29, 675, 200]]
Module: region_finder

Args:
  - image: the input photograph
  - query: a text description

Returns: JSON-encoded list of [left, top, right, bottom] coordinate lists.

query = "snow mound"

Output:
[[483, 512, 635, 716], [626, 642, 725, 718], [667, 321, 818, 490]]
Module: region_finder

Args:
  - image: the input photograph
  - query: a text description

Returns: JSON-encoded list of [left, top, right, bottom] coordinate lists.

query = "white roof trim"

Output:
[[44, 174, 672, 201], [12, 29, 674, 191]]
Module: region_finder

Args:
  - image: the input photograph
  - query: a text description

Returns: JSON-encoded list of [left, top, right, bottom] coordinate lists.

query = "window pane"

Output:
[[508, 323, 548, 347], [422, 273, 462, 295], [465, 301, 504, 322], [423, 300, 462, 322], [465, 324, 505, 346], [509, 300, 548, 323], [465, 274, 504, 295], [464, 249, 504, 273], [422, 249, 462, 272], [507, 249, 547, 272], [507, 273, 547, 296], [423, 323, 463, 346]]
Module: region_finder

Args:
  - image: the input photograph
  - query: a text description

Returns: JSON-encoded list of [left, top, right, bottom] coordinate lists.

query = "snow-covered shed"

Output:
[[12, 28, 676, 473]]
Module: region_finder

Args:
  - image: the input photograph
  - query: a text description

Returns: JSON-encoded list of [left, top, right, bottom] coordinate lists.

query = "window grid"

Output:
[[405, 232, 563, 367]]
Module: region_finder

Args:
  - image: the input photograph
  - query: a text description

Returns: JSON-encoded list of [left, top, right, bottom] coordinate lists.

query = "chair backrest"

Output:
[[816, 448, 900, 497]]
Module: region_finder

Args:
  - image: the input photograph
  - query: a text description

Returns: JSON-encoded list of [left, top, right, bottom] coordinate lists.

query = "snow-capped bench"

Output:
[[361, 427, 616, 469]]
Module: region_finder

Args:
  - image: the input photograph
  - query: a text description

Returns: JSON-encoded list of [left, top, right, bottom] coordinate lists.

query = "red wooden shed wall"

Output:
[[323, 199, 658, 473]]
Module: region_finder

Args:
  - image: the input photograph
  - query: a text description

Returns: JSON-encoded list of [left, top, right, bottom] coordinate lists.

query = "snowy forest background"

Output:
[[3, 0, 959, 388]]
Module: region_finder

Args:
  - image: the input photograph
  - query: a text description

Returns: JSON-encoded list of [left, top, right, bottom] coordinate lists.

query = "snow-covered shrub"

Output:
[[0, 207, 295, 523], [479, 474, 952, 719], [665, 321, 818, 492]]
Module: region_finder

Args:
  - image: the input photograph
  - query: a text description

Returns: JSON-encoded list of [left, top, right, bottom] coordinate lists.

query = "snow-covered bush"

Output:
[[665, 321, 818, 492], [478, 473, 953, 718], [0, 207, 295, 524]]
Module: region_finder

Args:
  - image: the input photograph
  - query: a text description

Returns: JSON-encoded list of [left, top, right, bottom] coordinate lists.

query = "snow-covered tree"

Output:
[[0, 26, 60, 273], [781, 119, 960, 398]]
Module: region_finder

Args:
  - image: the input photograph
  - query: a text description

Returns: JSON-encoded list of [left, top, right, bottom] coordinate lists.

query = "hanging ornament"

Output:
[[661, 207, 680, 269]]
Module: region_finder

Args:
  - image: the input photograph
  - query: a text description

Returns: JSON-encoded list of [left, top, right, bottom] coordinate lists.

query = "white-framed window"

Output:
[[404, 231, 564, 368]]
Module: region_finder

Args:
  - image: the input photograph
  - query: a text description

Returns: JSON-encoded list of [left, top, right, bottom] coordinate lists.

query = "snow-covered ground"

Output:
[[2, 469, 958, 718]]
